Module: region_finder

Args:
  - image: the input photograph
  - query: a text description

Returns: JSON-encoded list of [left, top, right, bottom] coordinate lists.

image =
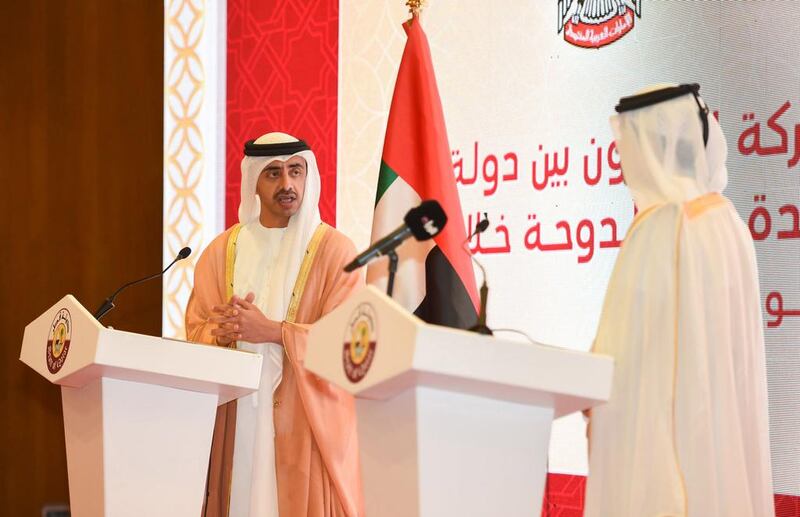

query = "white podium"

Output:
[[20, 295, 263, 517], [306, 286, 613, 517]]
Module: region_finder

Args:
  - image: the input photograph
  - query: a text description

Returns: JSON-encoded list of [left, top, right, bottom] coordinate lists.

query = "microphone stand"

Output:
[[468, 257, 493, 336], [93, 269, 167, 321], [464, 214, 493, 335], [386, 250, 399, 298], [93, 248, 191, 321]]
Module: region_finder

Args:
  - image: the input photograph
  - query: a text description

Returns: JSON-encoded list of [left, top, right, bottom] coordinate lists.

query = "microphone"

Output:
[[344, 200, 447, 272], [93, 246, 192, 321], [463, 215, 492, 335], [471, 215, 490, 237]]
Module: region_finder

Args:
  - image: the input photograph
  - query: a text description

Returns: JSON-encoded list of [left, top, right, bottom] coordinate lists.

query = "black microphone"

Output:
[[472, 216, 490, 237], [463, 215, 492, 336], [344, 200, 447, 272], [93, 246, 192, 321]]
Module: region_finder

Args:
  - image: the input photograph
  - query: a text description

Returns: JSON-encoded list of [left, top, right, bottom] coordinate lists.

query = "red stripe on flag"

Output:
[[381, 17, 479, 311], [225, 0, 339, 228]]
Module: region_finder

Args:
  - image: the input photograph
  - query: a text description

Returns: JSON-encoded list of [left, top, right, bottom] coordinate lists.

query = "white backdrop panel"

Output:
[[338, 0, 800, 493]]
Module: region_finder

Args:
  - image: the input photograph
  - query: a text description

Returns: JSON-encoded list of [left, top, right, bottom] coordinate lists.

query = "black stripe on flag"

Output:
[[413, 246, 478, 330]]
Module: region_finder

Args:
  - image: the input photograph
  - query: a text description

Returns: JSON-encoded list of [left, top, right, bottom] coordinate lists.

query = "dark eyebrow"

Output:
[[263, 165, 282, 172]]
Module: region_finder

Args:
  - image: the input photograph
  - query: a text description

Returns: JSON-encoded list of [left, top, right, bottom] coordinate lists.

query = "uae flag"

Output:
[[366, 16, 479, 329]]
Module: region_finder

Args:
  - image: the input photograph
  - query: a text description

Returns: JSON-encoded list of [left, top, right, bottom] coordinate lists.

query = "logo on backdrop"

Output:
[[46, 308, 72, 374], [557, 0, 641, 49], [343, 303, 377, 383]]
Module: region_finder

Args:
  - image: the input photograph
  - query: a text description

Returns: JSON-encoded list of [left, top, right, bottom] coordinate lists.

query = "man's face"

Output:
[[256, 155, 307, 227]]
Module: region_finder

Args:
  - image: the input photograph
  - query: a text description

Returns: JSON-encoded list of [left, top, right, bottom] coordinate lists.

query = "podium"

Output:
[[306, 286, 613, 517], [20, 295, 263, 517]]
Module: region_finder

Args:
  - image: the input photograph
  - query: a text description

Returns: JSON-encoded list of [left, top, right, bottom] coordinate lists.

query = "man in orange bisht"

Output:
[[185, 132, 364, 517]]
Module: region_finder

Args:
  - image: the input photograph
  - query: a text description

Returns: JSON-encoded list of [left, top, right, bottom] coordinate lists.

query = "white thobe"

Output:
[[229, 222, 287, 517]]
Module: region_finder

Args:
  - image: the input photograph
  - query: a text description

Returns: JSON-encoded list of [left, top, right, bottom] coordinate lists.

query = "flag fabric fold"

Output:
[[367, 16, 479, 328]]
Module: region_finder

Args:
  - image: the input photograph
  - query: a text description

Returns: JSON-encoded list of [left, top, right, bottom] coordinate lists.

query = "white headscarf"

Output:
[[609, 84, 728, 211], [237, 131, 323, 321]]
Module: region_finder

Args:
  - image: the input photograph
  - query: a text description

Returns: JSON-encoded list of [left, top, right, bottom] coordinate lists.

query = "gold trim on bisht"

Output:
[[224, 221, 327, 325], [406, 0, 426, 16], [224, 223, 243, 303], [286, 223, 329, 324]]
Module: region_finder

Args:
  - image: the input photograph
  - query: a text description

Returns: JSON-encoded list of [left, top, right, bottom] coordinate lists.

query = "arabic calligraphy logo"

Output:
[[557, 0, 641, 49], [342, 303, 377, 383], [46, 308, 72, 374]]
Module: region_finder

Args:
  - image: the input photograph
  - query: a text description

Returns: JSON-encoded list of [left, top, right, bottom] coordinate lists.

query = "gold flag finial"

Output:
[[406, 0, 426, 16]]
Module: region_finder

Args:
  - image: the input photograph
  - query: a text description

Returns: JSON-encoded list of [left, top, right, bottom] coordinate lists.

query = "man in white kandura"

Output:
[[585, 84, 775, 517]]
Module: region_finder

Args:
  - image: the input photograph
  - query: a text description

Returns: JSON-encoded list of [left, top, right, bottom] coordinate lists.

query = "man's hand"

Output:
[[229, 293, 283, 344], [214, 292, 283, 345], [209, 299, 241, 346]]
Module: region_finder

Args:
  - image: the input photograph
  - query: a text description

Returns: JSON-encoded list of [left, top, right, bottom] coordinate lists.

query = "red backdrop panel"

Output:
[[776, 494, 800, 517], [541, 474, 587, 517], [540, 474, 800, 516], [226, 0, 338, 227]]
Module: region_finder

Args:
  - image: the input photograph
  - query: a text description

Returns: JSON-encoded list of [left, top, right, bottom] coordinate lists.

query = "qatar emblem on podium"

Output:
[[558, 0, 641, 49], [342, 303, 378, 383]]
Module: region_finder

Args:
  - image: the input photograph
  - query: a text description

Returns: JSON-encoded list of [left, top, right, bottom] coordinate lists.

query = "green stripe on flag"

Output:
[[374, 160, 399, 206]]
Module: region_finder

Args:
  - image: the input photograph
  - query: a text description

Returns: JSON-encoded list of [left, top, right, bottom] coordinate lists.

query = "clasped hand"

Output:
[[210, 292, 282, 346]]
